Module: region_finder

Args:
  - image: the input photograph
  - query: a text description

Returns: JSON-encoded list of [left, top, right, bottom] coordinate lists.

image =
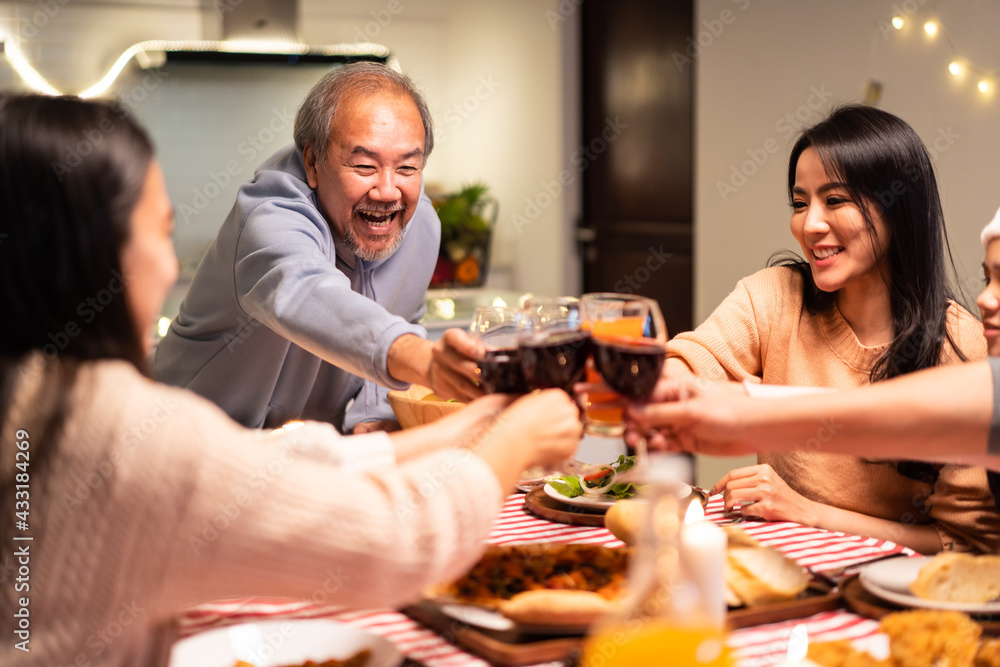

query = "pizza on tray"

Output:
[[426, 543, 630, 627]]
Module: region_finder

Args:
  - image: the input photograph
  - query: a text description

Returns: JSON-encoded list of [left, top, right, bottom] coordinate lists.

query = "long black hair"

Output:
[[776, 105, 970, 485], [0, 94, 154, 475], [776, 105, 968, 384]]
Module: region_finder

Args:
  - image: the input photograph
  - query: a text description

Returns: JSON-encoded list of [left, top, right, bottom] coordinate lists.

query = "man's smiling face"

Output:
[[304, 90, 425, 262]]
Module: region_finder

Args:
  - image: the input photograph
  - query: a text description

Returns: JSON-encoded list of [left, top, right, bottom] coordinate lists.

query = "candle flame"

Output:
[[684, 499, 705, 524]]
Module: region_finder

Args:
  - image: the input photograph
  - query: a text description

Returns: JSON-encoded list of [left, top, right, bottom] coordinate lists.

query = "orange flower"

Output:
[[455, 256, 480, 284]]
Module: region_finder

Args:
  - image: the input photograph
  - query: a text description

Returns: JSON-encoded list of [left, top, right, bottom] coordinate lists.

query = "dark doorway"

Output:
[[579, 0, 694, 338]]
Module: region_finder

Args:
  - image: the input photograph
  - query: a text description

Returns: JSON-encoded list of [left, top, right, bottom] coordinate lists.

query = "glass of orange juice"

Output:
[[580, 455, 731, 667], [579, 293, 650, 436]]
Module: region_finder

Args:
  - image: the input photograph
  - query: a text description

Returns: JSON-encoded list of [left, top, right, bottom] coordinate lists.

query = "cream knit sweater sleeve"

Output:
[[2, 359, 502, 667]]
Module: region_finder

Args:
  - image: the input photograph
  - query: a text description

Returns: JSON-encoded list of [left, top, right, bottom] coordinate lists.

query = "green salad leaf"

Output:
[[548, 476, 584, 498], [549, 455, 639, 500]]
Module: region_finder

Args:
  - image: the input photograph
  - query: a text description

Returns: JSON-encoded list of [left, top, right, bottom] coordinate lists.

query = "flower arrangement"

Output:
[[429, 182, 497, 288]]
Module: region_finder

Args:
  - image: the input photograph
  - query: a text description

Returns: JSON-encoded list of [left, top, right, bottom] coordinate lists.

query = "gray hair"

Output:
[[294, 61, 434, 165]]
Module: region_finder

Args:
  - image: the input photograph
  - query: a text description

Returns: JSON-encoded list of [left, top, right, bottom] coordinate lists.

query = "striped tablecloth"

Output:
[[178, 493, 913, 666]]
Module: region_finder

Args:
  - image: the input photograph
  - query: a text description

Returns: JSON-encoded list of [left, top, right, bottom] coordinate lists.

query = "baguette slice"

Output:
[[725, 546, 809, 607], [909, 553, 1000, 604], [498, 589, 617, 626]]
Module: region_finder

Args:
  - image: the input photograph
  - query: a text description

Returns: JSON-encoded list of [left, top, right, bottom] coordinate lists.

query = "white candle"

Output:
[[681, 504, 728, 628]]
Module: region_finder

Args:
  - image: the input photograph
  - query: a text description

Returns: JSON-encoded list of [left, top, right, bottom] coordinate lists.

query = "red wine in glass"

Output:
[[519, 330, 591, 393], [592, 337, 666, 401], [477, 348, 529, 394]]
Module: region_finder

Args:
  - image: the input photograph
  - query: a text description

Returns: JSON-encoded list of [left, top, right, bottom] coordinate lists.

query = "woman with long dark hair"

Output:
[[0, 94, 582, 666], [665, 105, 999, 553]]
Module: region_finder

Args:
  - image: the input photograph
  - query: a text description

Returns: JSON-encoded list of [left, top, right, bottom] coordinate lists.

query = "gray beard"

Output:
[[344, 224, 405, 262]]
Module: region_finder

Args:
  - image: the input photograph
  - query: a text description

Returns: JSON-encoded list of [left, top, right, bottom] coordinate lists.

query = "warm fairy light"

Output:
[[491, 297, 508, 308], [156, 317, 171, 338], [887, 17, 996, 101]]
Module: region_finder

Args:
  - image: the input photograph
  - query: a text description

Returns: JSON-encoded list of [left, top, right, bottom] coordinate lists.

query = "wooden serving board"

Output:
[[522, 487, 607, 526], [727, 580, 842, 630], [403, 600, 583, 666], [841, 575, 1000, 635], [407, 580, 842, 666]]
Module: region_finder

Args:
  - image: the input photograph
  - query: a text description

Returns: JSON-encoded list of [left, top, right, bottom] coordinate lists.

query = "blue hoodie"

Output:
[[153, 145, 439, 432]]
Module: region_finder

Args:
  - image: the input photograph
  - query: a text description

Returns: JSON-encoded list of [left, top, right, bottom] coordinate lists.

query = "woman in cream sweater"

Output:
[[0, 95, 582, 666], [663, 105, 999, 554]]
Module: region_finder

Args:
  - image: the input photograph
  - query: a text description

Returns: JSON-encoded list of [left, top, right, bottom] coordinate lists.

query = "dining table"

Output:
[[176, 490, 915, 667]]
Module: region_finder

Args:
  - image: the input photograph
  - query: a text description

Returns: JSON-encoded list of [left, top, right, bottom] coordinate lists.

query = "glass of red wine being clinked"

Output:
[[517, 296, 591, 395], [468, 305, 530, 394], [583, 295, 668, 473]]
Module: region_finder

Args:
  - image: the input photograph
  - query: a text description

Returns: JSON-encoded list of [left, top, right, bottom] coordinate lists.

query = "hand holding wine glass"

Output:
[[468, 306, 529, 394], [586, 296, 668, 471]]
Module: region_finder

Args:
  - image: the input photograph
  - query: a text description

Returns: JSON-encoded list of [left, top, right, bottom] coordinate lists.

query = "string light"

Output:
[[887, 14, 997, 99], [0, 35, 396, 97]]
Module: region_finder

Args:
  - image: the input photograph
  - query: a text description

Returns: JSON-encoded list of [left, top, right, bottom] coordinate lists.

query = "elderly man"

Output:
[[153, 62, 480, 433]]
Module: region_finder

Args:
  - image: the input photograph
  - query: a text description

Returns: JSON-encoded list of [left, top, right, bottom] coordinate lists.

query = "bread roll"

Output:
[[498, 590, 617, 626], [725, 546, 809, 606], [604, 499, 646, 545], [723, 525, 760, 548], [910, 553, 1000, 604]]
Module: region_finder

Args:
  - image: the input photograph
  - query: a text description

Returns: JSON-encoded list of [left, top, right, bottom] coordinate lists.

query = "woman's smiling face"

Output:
[[790, 147, 889, 296], [978, 238, 1000, 356]]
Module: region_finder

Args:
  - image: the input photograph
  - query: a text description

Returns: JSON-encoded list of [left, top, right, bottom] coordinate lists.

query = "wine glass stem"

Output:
[[635, 432, 649, 475]]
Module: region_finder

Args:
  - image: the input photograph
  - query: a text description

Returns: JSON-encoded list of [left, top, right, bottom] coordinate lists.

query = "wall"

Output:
[[693, 0, 1000, 487], [0, 0, 574, 297]]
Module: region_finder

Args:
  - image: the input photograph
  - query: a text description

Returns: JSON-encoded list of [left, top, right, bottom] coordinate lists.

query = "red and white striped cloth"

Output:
[[177, 493, 914, 666]]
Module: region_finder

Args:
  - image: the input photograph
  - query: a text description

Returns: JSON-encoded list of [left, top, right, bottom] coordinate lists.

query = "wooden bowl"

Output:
[[387, 384, 466, 429]]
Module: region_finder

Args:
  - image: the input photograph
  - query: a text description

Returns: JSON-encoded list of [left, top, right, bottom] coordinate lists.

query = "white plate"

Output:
[[542, 480, 689, 509], [859, 556, 1000, 613], [169, 619, 403, 667]]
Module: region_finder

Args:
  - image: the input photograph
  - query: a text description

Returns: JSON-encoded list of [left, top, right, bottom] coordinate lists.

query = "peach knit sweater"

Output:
[[669, 266, 1000, 553], [0, 358, 502, 666]]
